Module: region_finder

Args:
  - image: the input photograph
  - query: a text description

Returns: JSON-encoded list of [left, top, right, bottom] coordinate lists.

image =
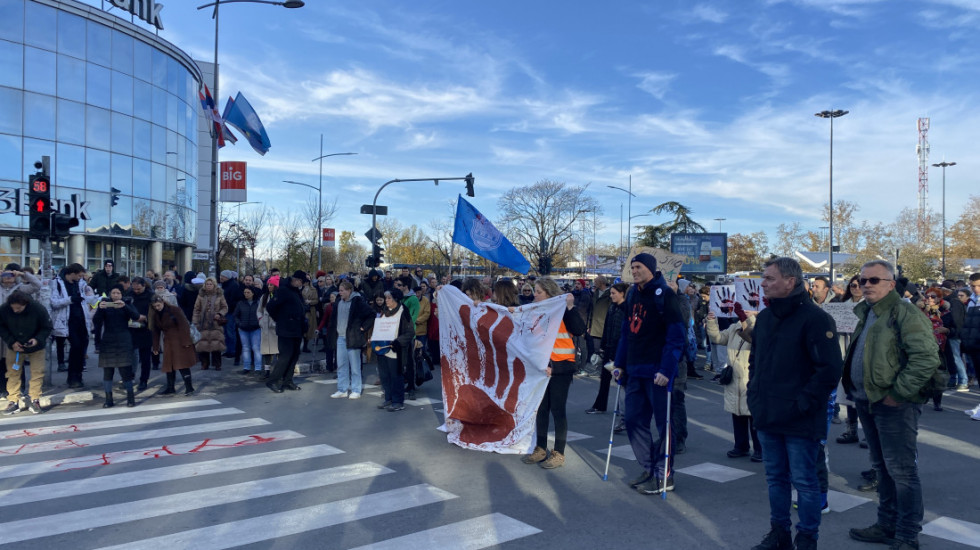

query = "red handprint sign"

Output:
[[438, 286, 566, 453], [735, 277, 766, 312]]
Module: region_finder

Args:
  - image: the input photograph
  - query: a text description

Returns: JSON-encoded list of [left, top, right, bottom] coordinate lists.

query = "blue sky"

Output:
[[95, 0, 979, 251]]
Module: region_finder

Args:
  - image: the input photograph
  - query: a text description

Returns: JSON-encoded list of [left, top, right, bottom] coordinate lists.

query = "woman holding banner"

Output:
[[372, 288, 415, 412], [520, 278, 586, 469]]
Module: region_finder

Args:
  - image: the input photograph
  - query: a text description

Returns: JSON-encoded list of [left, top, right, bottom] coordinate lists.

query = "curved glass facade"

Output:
[[0, 0, 200, 271]]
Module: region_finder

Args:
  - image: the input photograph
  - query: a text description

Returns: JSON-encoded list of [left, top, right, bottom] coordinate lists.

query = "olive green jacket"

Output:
[[842, 290, 939, 404]]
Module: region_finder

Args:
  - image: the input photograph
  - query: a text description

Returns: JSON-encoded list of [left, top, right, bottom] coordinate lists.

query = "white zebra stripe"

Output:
[[0, 430, 302, 480], [0, 443, 342, 506], [95, 484, 458, 550], [0, 418, 269, 456], [0, 407, 244, 440], [0, 399, 222, 426], [0, 462, 396, 545], [350, 513, 542, 550]]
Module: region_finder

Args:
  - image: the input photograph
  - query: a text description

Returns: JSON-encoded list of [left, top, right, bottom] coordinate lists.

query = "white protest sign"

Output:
[[709, 285, 736, 318], [620, 247, 689, 283], [735, 276, 765, 312], [370, 312, 401, 342], [822, 302, 860, 333]]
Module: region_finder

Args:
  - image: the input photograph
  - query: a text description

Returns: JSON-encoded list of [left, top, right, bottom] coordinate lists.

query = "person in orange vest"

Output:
[[520, 277, 586, 469]]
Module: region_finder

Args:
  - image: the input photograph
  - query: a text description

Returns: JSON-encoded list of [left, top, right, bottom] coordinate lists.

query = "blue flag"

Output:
[[453, 195, 530, 274], [223, 92, 271, 156]]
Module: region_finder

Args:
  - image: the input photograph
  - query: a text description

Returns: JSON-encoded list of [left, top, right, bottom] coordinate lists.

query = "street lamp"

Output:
[[608, 174, 635, 255], [714, 218, 726, 232], [815, 109, 848, 282], [932, 160, 956, 279], [305, 142, 356, 272], [282, 179, 323, 270], [197, 0, 304, 277]]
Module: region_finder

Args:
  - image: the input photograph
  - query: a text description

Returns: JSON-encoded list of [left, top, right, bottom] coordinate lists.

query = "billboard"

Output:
[[670, 232, 727, 275], [219, 161, 247, 202]]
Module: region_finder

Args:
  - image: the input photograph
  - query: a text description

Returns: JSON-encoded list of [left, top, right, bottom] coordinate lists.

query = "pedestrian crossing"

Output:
[[0, 396, 542, 549]]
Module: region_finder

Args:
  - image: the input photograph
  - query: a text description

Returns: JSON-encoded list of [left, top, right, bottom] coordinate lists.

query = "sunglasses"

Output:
[[858, 277, 892, 286]]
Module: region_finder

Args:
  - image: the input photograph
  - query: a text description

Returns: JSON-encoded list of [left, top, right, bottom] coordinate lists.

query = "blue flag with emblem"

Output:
[[453, 195, 530, 274], [222, 92, 271, 156]]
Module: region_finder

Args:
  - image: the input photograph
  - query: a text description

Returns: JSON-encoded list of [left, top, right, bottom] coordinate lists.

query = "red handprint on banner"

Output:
[[745, 279, 761, 309], [444, 304, 526, 446], [718, 287, 735, 314]]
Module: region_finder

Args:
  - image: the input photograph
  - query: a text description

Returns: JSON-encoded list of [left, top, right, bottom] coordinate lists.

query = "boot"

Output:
[[212, 352, 222, 371], [102, 380, 114, 408], [161, 372, 177, 395], [124, 381, 136, 407], [751, 524, 792, 550], [836, 425, 859, 444], [200, 353, 210, 370], [302, 339, 312, 353], [181, 369, 195, 395]]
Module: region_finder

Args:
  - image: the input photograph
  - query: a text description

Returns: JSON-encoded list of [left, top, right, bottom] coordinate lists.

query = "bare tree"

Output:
[[238, 205, 272, 275], [428, 199, 459, 270], [497, 179, 600, 272], [300, 193, 339, 270]]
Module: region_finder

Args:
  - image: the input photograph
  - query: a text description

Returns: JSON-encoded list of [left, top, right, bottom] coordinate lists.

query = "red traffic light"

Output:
[[31, 196, 50, 213]]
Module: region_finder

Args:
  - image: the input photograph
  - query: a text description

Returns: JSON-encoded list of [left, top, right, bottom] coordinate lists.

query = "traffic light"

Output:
[[372, 243, 384, 267], [51, 213, 79, 239], [365, 255, 376, 269], [28, 174, 51, 238], [464, 173, 475, 197], [538, 254, 552, 275], [110, 187, 121, 207]]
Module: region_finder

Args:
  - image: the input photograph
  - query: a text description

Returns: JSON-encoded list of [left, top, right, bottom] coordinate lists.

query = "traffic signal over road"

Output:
[[28, 174, 51, 238], [464, 173, 475, 197]]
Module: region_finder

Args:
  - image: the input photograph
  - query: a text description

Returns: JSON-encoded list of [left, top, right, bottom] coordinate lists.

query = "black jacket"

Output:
[[962, 305, 980, 352], [327, 294, 374, 350], [91, 269, 120, 296], [601, 301, 626, 358], [128, 288, 152, 349], [266, 281, 306, 338], [222, 278, 243, 318], [747, 282, 843, 441], [0, 300, 53, 353], [233, 298, 261, 332]]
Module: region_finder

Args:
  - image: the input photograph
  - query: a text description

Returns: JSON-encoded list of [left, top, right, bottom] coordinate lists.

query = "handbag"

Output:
[[189, 323, 202, 345], [719, 365, 734, 385]]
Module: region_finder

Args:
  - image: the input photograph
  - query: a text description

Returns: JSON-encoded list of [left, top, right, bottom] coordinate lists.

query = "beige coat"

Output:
[[258, 300, 278, 355], [192, 287, 228, 353], [302, 284, 319, 340], [707, 316, 756, 417]]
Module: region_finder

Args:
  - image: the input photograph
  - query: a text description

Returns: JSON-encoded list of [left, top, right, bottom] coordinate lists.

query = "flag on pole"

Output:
[[437, 285, 566, 453], [452, 195, 530, 274], [198, 85, 235, 147], [223, 92, 271, 156]]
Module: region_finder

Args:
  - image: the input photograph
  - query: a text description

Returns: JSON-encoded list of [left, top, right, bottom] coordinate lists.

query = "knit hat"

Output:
[[268, 275, 280, 288], [220, 270, 234, 279], [631, 253, 658, 275], [677, 279, 691, 293]]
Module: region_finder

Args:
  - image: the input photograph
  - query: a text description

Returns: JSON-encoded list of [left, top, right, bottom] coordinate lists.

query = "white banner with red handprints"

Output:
[[438, 285, 566, 454]]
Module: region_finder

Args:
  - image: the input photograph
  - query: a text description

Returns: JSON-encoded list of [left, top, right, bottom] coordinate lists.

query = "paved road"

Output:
[[0, 353, 978, 549]]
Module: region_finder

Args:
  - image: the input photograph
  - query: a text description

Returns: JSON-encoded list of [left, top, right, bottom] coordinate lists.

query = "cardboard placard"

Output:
[[371, 312, 401, 342], [619, 247, 689, 283], [822, 302, 860, 333]]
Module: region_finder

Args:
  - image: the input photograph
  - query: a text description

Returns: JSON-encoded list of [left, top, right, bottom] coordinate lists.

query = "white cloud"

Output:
[[635, 71, 677, 100], [691, 4, 729, 23]]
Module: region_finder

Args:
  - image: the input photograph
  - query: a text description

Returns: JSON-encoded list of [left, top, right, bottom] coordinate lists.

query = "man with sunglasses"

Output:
[[843, 261, 939, 550]]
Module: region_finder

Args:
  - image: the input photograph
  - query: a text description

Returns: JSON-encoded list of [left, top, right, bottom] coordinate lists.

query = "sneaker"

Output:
[[377, 400, 391, 409], [955, 384, 970, 392], [727, 448, 750, 458], [636, 474, 674, 495], [28, 399, 43, 414], [836, 430, 859, 444], [330, 391, 348, 399], [858, 477, 879, 492], [521, 446, 547, 464], [628, 470, 653, 488], [889, 539, 919, 550], [539, 450, 564, 469], [3, 401, 20, 415], [849, 523, 895, 544], [386, 403, 405, 412], [348, 392, 361, 400], [751, 450, 763, 463], [972, 410, 980, 421], [965, 405, 980, 416], [613, 418, 626, 433], [750, 526, 792, 550], [584, 407, 605, 414]]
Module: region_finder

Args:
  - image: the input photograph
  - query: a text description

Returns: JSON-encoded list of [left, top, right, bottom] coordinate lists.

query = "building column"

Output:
[[178, 246, 192, 275], [148, 241, 163, 276], [67, 234, 85, 266]]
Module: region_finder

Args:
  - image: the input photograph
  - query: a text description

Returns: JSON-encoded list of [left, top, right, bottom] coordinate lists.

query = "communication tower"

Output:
[[916, 117, 930, 235]]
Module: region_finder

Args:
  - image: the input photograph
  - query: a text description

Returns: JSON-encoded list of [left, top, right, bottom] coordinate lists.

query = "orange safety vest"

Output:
[[551, 320, 575, 362]]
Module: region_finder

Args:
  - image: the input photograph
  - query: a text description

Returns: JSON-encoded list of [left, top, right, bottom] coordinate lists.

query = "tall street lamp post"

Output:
[[308, 143, 356, 272], [932, 160, 956, 279], [197, 0, 304, 276], [815, 109, 848, 282], [608, 175, 635, 255], [714, 218, 726, 232], [282, 179, 322, 270]]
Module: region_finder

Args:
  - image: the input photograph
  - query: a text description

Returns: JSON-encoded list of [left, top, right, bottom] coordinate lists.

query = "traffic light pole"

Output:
[[369, 174, 474, 267]]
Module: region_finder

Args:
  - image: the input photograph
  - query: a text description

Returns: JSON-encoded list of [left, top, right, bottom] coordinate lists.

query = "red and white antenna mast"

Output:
[[916, 117, 930, 236]]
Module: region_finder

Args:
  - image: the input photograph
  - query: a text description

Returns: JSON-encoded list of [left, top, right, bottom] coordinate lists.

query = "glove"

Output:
[[733, 302, 748, 322]]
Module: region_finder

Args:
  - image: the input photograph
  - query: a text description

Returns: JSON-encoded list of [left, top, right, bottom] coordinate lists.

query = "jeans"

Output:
[[947, 338, 968, 385], [624, 376, 672, 478], [238, 328, 262, 371], [134, 346, 152, 385], [854, 399, 924, 542], [756, 430, 822, 537], [336, 337, 362, 393]]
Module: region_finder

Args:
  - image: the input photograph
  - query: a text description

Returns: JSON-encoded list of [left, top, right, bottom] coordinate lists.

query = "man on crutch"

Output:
[[611, 253, 686, 495]]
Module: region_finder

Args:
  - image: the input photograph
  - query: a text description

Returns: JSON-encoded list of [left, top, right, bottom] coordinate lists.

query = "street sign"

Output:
[[322, 228, 335, 247], [360, 204, 388, 216], [192, 252, 210, 260], [364, 226, 382, 242]]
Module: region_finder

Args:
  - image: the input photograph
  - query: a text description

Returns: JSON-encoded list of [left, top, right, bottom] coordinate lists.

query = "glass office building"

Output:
[[0, 0, 201, 275]]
